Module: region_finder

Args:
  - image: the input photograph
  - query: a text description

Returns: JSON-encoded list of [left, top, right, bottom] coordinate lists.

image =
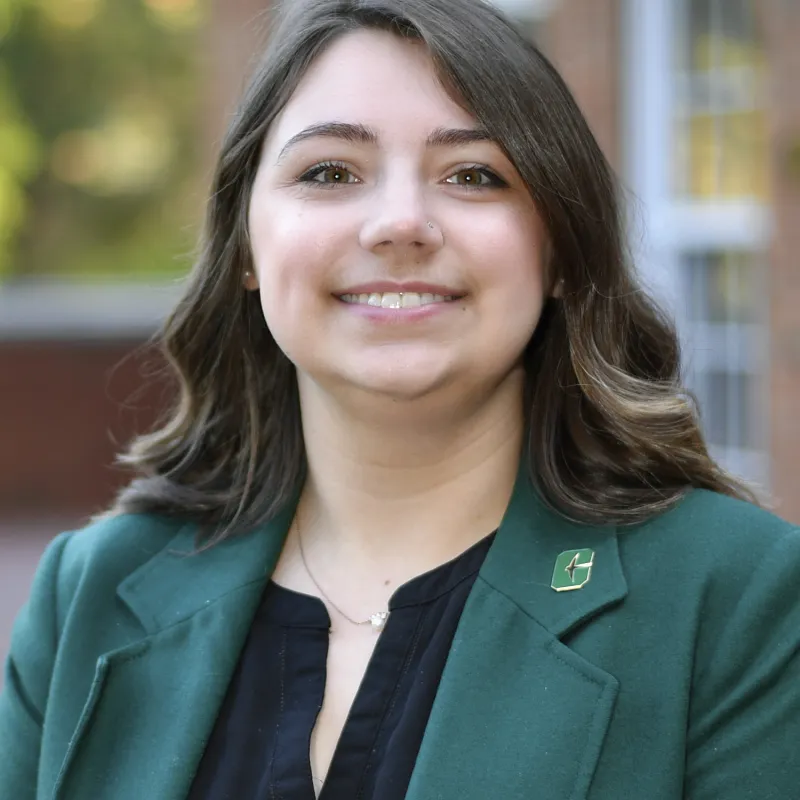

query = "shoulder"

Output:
[[623, 488, 799, 572], [637, 493, 800, 790], [618, 489, 800, 661], [1, 514, 192, 740], [59, 511, 189, 568], [642, 486, 796, 540], [49, 513, 192, 628], [616, 489, 800, 637]]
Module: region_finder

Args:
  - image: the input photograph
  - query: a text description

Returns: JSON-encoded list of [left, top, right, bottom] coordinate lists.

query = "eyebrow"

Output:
[[275, 122, 495, 164]]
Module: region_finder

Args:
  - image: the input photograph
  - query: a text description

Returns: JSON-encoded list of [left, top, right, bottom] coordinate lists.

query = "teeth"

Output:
[[340, 292, 456, 307], [381, 292, 401, 309]]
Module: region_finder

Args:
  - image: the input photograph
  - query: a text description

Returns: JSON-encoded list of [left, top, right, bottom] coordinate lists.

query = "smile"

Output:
[[338, 292, 459, 309]]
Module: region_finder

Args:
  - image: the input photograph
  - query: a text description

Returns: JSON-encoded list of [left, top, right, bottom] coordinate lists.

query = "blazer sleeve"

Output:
[[685, 524, 800, 799], [0, 531, 72, 799]]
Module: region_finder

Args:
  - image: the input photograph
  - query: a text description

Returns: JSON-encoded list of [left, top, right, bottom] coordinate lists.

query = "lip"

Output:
[[334, 281, 467, 323], [334, 281, 465, 298]]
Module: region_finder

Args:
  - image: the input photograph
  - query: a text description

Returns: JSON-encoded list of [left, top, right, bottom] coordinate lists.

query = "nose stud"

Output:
[[427, 221, 435, 229]]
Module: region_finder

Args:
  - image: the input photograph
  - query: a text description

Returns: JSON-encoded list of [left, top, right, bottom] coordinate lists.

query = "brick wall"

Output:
[[543, 0, 621, 171], [0, 341, 166, 519], [763, 0, 800, 523]]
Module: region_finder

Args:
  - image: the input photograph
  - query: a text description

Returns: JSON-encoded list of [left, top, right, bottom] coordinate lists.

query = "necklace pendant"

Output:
[[370, 611, 389, 632]]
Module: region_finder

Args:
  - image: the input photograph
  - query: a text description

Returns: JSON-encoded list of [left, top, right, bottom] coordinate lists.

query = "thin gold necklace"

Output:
[[294, 517, 390, 633]]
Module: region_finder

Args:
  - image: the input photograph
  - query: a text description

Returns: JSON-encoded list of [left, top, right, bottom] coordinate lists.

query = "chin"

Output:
[[327, 364, 454, 405], [356, 375, 450, 403]]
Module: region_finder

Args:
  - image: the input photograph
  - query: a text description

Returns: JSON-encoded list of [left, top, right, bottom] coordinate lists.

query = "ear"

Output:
[[243, 269, 259, 291], [541, 238, 561, 299]]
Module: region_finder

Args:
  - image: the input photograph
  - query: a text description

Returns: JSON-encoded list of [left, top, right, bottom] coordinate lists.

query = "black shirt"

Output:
[[188, 532, 495, 800]]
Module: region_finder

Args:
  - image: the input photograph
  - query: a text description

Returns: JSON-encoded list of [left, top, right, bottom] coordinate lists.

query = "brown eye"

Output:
[[299, 162, 359, 185], [453, 169, 485, 186], [445, 166, 506, 189], [319, 166, 353, 183]]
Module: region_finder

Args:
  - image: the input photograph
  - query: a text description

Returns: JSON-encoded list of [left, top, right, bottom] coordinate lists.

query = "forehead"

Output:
[[265, 29, 478, 152]]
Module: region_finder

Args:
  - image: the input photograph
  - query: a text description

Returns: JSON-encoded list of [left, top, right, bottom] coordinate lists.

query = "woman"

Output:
[[2, 0, 799, 797]]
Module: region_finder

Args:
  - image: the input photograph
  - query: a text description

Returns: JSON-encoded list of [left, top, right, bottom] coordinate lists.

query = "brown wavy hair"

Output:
[[111, 0, 759, 540]]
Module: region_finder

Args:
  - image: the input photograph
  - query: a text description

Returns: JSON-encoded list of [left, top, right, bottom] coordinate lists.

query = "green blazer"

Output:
[[2, 473, 800, 799]]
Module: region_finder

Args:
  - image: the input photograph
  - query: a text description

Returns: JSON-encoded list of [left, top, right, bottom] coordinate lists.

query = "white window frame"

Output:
[[622, 0, 771, 485]]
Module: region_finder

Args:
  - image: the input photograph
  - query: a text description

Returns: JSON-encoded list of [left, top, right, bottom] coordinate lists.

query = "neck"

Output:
[[295, 370, 525, 576]]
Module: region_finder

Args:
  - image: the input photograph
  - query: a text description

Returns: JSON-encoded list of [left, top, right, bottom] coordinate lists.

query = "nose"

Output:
[[358, 180, 444, 255]]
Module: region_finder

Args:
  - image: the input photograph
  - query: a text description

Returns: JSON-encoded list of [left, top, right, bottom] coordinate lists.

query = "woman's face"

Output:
[[248, 29, 547, 406]]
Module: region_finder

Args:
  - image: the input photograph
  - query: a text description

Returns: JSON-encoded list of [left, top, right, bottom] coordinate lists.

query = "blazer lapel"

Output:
[[52, 503, 295, 800], [406, 469, 628, 800], [52, 470, 626, 800]]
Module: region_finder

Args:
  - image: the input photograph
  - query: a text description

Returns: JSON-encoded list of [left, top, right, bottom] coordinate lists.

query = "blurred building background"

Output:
[[1, 0, 799, 662]]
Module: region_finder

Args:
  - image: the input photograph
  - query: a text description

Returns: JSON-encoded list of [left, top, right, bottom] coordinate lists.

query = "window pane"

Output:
[[673, 0, 769, 200], [684, 250, 761, 324], [684, 111, 770, 198], [681, 249, 765, 456], [702, 370, 758, 450]]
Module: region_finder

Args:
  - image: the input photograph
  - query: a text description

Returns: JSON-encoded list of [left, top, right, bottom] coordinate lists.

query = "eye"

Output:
[[297, 161, 360, 186], [445, 166, 507, 189]]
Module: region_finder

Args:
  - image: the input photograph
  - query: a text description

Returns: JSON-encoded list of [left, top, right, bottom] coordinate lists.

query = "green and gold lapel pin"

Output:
[[551, 549, 595, 592]]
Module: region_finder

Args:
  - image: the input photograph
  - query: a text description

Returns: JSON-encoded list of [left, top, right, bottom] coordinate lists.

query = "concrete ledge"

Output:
[[0, 281, 186, 341]]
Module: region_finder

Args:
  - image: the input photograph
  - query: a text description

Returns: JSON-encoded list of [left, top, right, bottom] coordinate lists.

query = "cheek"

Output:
[[248, 199, 331, 317], [469, 212, 546, 306], [469, 213, 547, 359]]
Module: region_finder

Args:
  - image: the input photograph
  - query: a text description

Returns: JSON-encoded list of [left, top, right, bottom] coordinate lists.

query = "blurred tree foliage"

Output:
[[0, 0, 207, 281]]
